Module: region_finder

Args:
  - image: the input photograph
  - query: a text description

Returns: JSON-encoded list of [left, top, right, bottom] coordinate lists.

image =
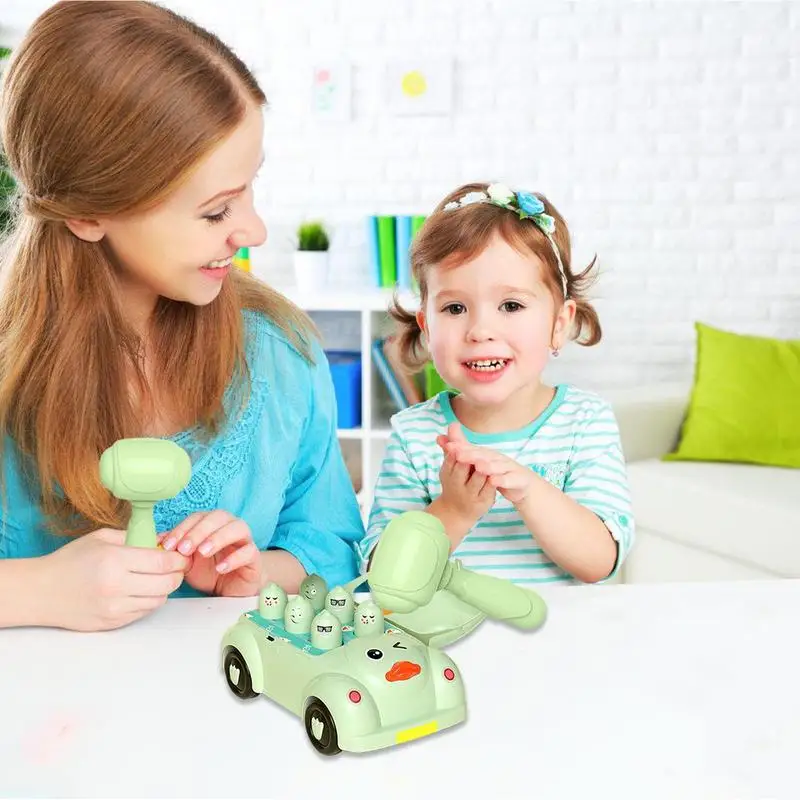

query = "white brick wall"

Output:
[[3, 1, 798, 390]]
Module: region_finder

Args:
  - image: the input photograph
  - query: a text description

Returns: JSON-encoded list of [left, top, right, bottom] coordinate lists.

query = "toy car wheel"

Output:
[[223, 648, 257, 699], [304, 698, 341, 756]]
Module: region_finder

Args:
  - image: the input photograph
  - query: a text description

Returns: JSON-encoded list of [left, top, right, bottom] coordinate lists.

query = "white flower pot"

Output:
[[293, 251, 330, 293]]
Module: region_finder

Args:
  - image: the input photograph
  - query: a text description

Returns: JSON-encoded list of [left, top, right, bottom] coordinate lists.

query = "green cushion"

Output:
[[665, 322, 800, 468]]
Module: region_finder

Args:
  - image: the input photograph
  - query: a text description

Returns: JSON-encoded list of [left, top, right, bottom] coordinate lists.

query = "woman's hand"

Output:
[[160, 510, 262, 597], [41, 528, 189, 631]]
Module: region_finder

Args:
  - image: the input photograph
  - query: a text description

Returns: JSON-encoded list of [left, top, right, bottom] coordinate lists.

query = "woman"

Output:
[[0, 1, 365, 631]]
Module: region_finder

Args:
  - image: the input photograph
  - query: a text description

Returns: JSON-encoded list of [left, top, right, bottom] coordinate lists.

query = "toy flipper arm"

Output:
[[340, 574, 368, 596], [443, 560, 547, 630]]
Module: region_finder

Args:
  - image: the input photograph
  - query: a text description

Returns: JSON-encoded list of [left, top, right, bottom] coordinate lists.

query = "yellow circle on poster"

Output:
[[401, 70, 427, 97]]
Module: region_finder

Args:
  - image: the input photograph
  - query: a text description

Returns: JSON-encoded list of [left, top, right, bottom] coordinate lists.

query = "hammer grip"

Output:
[[126, 502, 158, 548]]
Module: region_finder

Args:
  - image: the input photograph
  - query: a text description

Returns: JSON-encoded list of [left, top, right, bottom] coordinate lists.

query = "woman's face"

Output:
[[71, 102, 267, 326]]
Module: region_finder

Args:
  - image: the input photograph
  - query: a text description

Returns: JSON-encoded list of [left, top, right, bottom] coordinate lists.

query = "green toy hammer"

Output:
[[99, 438, 192, 548], [359, 510, 548, 631]]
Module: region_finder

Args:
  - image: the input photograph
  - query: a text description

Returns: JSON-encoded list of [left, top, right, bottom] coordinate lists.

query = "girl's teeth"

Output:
[[205, 257, 232, 269], [467, 359, 507, 371]]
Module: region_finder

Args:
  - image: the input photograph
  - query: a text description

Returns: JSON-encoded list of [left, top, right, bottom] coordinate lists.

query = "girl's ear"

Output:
[[415, 309, 427, 336], [551, 299, 577, 350], [65, 218, 106, 242]]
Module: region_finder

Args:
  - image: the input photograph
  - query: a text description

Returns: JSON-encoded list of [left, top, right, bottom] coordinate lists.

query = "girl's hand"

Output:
[[435, 433, 496, 525], [440, 423, 535, 505], [160, 510, 262, 597], [41, 528, 189, 631]]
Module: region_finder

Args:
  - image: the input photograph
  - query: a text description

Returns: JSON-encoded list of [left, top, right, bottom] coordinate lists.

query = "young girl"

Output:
[[359, 182, 634, 586], [0, 1, 364, 631]]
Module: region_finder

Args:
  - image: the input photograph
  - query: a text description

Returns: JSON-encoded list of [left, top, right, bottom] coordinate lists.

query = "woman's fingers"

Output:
[[162, 510, 236, 554], [216, 540, 260, 575], [126, 567, 186, 597], [194, 518, 252, 559], [161, 511, 208, 549]]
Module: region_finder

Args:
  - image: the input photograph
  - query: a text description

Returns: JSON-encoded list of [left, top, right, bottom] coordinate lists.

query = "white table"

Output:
[[2, 580, 798, 799]]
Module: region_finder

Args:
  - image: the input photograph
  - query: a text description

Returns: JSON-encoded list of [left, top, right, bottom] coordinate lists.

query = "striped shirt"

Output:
[[357, 384, 635, 586]]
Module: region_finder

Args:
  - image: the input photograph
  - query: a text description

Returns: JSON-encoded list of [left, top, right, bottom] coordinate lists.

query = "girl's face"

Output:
[[67, 103, 267, 327], [417, 232, 575, 409]]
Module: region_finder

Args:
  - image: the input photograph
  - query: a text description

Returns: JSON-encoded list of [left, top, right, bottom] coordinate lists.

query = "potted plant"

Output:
[[0, 45, 14, 238], [293, 220, 330, 293], [0, 153, 15, 238]]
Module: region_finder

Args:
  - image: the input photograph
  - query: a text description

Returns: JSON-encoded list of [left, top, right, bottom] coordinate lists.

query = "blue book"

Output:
[[395, 215, 413, 290], [366, 215, 381, 287], [371, 339, 406, 411]]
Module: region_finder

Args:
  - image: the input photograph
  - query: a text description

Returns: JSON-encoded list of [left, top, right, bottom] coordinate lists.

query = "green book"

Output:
[[409, 215, 427, 290], [376, 216, 397, 287], [424, 361, 451, 399]]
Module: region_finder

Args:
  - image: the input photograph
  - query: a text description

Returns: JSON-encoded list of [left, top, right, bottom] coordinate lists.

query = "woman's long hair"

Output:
[[0, 1, 315, 536]]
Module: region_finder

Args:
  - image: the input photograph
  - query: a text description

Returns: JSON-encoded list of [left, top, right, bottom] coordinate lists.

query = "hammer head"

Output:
[[367, 510, 450, 614], [99, 438, 191, 502]]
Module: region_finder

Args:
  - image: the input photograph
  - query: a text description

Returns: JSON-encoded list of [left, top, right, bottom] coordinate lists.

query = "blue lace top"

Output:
[[0, 310, 366, 596]]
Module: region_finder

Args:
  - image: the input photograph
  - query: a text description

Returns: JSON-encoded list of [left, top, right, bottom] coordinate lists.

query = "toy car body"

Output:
[[220, 606, 466, 755]]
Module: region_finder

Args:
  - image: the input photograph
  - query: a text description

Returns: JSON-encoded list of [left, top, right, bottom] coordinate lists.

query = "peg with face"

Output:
[[324, 586, 355, 625], [284, 595, 314, 634], [258, 581, 287, 620], [310, 609, 343, 650], [354, 601, 384, 637], [300, 573, 327, 612]]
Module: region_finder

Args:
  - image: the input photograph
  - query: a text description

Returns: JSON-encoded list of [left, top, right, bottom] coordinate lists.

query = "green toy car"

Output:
[[220, 511, 548, 756], [220, 575, 467, 756]]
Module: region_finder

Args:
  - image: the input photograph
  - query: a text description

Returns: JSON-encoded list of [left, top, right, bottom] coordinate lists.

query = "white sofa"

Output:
[[608, 384, 800, 584]]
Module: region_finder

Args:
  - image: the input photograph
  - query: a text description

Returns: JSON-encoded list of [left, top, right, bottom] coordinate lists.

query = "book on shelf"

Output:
[[383, 336, 423, 407], [372, 336, 447, 413], [366, 214, 427, 289]]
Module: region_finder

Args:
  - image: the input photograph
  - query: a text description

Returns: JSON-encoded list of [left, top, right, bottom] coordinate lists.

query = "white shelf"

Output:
[[293, 287, 421, 521], [336, 427, 365, 440], [284, 287, 419, 312], [336, 427, 394, 440]]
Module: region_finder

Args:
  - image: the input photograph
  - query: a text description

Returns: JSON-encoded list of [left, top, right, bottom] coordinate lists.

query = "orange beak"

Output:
[[385, 660, 421, 682]]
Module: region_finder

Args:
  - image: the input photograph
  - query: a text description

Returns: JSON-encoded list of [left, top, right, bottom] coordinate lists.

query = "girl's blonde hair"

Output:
[[389, 181, 601, 370], [0, 1, 316, 536]]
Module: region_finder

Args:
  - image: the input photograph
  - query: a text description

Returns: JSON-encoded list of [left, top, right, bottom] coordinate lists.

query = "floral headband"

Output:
[[442, 183, 568, 297]]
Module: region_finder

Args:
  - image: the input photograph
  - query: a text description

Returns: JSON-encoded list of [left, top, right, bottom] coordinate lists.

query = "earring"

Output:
[[550, 347, 560, 358]]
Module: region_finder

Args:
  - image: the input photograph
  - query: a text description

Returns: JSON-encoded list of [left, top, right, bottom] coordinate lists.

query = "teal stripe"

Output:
[[531, 430, 617, 443], [544, 415, 613, 430], [570, 458, 625, 472], [378, 459, 414, 470], [566, 434, 616, 446], [376, 483, 419, 491], [376, 473, 422, 485], [456, 548, 544, 556], [518, 444, 580, 455], [401, 425, 444, 436], [512, 574, 574, 584], [578, 501, 624, 518], [476, 519, 526, 529], [374, 494, 426, 503], [572, 473, 629, 490], [567, 485, 631, 505], [466, 562, 556, 570], [375, 504, 426, 515], [465, 534, 532, 542]]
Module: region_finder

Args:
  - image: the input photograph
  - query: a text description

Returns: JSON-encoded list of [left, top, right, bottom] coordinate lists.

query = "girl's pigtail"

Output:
[[387, 293, 428, 371]]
